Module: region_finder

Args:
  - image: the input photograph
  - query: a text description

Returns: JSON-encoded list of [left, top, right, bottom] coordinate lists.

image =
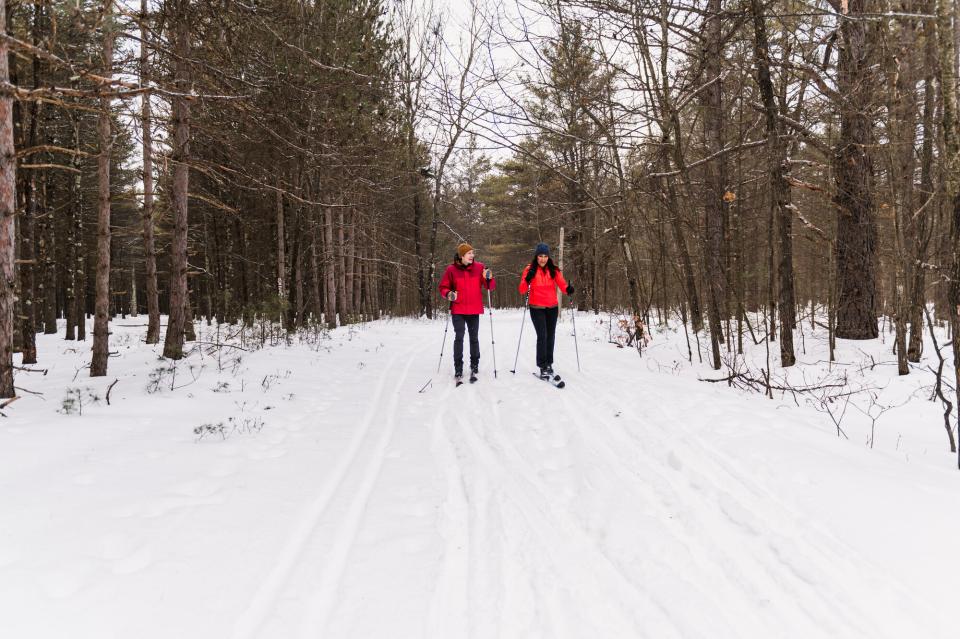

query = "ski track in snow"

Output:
[[233, 349, 415, 639], [559, 377, 934, 638], [5, 314, 959, 638]]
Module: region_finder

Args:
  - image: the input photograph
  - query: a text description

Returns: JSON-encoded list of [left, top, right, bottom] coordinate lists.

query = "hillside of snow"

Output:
[[2, 310, 958, 638]]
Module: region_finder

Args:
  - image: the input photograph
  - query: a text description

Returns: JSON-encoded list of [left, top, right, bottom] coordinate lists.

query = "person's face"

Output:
[[537, 254, 548, 267], [462, 249, 475, 264]]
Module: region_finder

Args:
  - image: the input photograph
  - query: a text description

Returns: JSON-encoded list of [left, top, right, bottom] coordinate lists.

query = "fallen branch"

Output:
[[14, 364, 48, 374], [106, 379, 119, 406], [196, 341, 250, 352]]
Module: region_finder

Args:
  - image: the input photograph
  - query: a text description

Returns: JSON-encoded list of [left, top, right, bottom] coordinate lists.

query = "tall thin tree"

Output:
[[163, 2, 191, 359], [141, 0, 160, 344], [935, 0, 960, 466], [91, 0, 115, 377], [832, 0, 879, 340], [750, 0, 796, 366], [0, 0, 16, 398]]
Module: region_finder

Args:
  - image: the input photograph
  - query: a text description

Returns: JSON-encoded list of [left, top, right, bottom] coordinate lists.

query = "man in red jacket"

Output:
[[438, 243, 495, 382]]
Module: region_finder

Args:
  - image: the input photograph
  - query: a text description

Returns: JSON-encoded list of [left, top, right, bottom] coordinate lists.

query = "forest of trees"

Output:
[[3, 0, 959, 435]]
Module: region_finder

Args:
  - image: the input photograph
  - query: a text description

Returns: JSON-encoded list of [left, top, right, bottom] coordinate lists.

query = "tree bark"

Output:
[[140, 0, 160, 344], [40, 176, 55, 334], [163, 7, 191, 359], [310, 215, 322, 323], [345, 210, 355, 316], [0, 0, 16, 397], [293, 220, 304, 328], [890, 4, 919, 376], [412, 168, 427, 317], [750, 0, 796, 366], [834, 0, 879, 340], [275, 184, 286, 325], [90, 0, 115, 377], [19, 2, 43, 364], [323, 206, 336, 327], [701, 0, 726, 370], [935, 0, 960, 465], [908, 8, 937, 362], [337, 208, 349, 322], [64, 103, 80, 341]]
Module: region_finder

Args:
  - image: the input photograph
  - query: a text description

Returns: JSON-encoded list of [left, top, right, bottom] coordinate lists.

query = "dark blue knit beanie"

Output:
[[534, 242, 550, 257]]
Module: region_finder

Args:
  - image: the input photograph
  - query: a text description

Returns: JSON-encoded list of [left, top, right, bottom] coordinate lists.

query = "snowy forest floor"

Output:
[[2, 309, 958, 638]]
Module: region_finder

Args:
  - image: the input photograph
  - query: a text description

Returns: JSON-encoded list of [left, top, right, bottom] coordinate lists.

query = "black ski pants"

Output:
[[529, 305, 559, 369], [452, 314, 480, 374]]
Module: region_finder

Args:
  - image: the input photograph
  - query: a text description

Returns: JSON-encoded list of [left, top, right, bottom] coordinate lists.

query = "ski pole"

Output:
[[511, 293, 528, 374], [487, 288, 498, 378], [570, 298, 581, 372], [436, 304, 451, 373]]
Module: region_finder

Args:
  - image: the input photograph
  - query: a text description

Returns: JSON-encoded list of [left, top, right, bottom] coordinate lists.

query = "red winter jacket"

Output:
[[438, 260, 495, 315], [518, 265, 568, 308]]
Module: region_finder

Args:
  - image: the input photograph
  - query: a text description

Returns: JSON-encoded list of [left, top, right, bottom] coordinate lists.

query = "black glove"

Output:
[[565, 284, 574, 295], [524, 268, 536, 284]]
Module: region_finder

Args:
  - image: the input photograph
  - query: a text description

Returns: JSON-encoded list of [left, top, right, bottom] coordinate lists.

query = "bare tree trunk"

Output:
[[310, 215, 321, 323], [19, 1, 46, 362], [294, 224, 304, 328], [353, 247, 362, 321], [337, 208, 348, 322], [275, 185, 286, 325], [908, 9, 937, 362], [412, 172, 428, 317], [834, 0, 879, 340], [889, 5, 919, 376], [323, 207, 336, 327], [701, 0, 725, 370], [234, 219, 249, 323], [276, 192, 286, 301], [163, 7, 191, 359], [75, 185, 86, 342], [90, 0, 115, 377], [199, 212, 211, 322], [40, 177, 55, 334], [767, 199, 777, 343], [141, 0, 160, 344], [345, 210, 355, 316], [935, 0, 960, 465], [750, 0, 796, 366], [351, 216, 361, 317], [64, 106, 79, 341], [0, 0, 16, 397], [184, 284, 196, 342], [130, 267, 137, 317], [659, 159, 702, 332]]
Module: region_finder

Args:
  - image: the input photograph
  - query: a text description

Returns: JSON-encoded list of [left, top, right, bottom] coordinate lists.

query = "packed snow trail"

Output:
[[1, 312, 958, 638]]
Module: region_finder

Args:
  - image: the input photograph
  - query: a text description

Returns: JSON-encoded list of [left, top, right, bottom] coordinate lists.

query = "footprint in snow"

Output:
[[667, 450, 683, 471]]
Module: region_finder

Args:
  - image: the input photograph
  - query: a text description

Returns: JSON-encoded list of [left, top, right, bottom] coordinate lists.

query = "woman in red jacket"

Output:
[[518, 243, 574, 378], [438, 243, 495, 382]]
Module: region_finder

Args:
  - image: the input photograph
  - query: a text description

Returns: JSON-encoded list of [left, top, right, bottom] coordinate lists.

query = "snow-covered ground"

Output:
[[2, 309, 958, 638]]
